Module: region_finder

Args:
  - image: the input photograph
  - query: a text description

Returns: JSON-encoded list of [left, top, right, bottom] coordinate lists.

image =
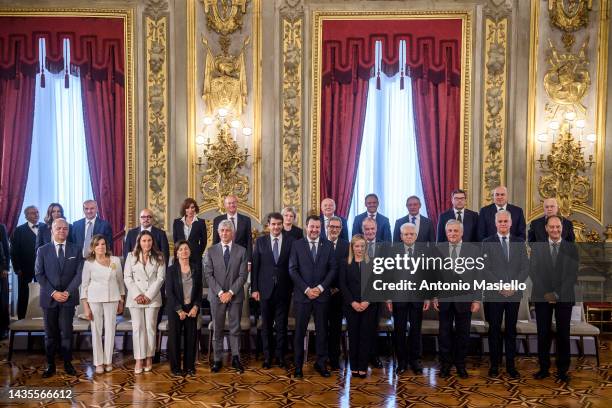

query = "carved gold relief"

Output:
[[482, 8, 509, 206], [281, 1, 303, 223], [145, 1, 169, 230], [548, 0, 592, 49], [543, 38, 590, 116], [201, 0, 248, 36]]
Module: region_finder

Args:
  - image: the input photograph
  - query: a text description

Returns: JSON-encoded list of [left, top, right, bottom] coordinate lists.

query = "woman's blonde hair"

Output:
[[348, 234, 368, 265]]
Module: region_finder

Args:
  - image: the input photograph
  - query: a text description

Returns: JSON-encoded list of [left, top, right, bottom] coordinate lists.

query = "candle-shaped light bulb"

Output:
[[218, 108, 228, 117], [196, 135, 205, 145], [564, 111, 576, 121], [203, 116, 213, 126], [230, 119, 242, 129]]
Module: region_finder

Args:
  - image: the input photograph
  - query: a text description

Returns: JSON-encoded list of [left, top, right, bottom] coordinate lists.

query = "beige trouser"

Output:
[[130, 307, 160, 360], [90, 302, 118, 366]]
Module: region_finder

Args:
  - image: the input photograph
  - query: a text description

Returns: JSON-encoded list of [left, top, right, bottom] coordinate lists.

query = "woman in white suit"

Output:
[[124, 230, 165, 373], [81, 235, 125, 374]]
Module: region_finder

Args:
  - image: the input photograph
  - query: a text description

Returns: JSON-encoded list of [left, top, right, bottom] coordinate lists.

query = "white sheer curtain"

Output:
[[19, 38, 93, 224], [348, 41, 426, 236]]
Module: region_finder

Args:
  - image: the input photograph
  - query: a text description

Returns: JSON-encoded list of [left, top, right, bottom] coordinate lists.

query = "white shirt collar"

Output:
[[409, 213, 420, 221], [86, 216, 97, 225], [367, 212, 377, 218], [270, 233, 282, 244], [308, 237, 320, 245], [548, 238, 562, 245], [454, 208, 464, 215], [496, 204, 507, 211], [28, 222, 37, 228], [497, 233, 509, 240], [141, 226, 152, 232], [221, 241, 233, 251]]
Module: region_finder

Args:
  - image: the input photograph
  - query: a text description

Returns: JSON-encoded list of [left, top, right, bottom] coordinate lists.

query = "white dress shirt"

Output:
[[29, 222, 39, 236]]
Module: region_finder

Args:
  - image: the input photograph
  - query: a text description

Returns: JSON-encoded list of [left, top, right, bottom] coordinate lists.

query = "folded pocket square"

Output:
[[68, 256, 77, 259]]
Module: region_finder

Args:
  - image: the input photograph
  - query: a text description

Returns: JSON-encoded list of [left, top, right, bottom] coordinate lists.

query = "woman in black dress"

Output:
[[281, 206, 303, 240]]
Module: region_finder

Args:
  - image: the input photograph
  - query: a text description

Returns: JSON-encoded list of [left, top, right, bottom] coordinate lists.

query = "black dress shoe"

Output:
[[439, 367, 451, 378], [556, 372, 570, 382], [275, 358, 287, 369], [64, 362, 77, 376], [262, 360, 272, 369], [456, 368, 469, 379], [185, 369, 196, 376], [410, 361, 424, 375], [533, 370, 550, 379], [211, 361, 222, 373], [232, 356, 244, 373], [294, 367, 303, 378], [370, 357, 383, 369], [171, 369, 184, 377], [507, 368, 520, 379], [42, 365, 56, 378], [488, 367, 499, 377], [314, 363, 331, 377], [358, 372, 367, 379], [395, 364, 407, 375]]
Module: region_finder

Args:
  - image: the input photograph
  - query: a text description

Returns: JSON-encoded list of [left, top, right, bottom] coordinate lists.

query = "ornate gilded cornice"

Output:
[[281, 0, 303, 223], [145, 0, 169, 229], [481, 1, 510, 206]]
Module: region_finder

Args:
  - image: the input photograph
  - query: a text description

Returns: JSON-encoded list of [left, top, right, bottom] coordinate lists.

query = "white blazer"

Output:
[[123, 253, 165, 308], [80, 256, 125, 303]]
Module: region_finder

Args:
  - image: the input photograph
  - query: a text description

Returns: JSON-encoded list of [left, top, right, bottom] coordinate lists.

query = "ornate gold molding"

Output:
[[0, 7, 137, 229], [310, 10, 473, 213], [145, 0, 169, 230], [481, 6, 509, 207], [281, 0, 303, 224]]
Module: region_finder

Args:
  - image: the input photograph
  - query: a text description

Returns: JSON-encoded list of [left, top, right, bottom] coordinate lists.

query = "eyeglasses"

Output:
[[328, 225, 342, 229], [140, 215, 153, 219]]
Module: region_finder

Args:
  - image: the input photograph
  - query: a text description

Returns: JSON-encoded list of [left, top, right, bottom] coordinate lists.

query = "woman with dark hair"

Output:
[[172, 198, 207, 270], [124, 230, 166, 373], [339, 234, 378, 378], [281, 206, 303, 240], [80, 235, 125, 374], [36, 203, 73, 248], [165, 240, 202, 376]]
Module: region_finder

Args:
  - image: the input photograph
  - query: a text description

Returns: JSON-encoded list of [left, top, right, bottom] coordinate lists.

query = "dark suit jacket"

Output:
[[10, 222, 43, 278], [0, 223, 8, 271], [289, 238, 337, 303], [252, 232, 295, 300], [433, 242, 482, 311], [352, 212, 392, 242], [478, 203, 526, 241], [320, 215, 349, 241], [481, 235, 529, 301], [165, 263, 202, 313], [284, 225, 304, 240], [330, 238, 350, 289], [528, 216, 575, 243], [393, 214, 435, 244], [34, 241, 83, 308], [529, 240, 578, 304], [124, 226, 170, 265], [387, 242, 434, 302], [72, 217, 113, 251], [437, 208, 479, 243], [340, 261, 374, 305], [213, 213, 252, 261], [173, 217, 207, 265]]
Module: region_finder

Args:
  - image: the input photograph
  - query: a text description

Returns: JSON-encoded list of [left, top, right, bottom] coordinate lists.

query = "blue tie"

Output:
[[223, 245, 230, 268], [411, 216, 416, 224], [501, 236, 509, 261], [310, 241, 317, 260], [273, 238, 279, 264], [58, 243, 65, 267]]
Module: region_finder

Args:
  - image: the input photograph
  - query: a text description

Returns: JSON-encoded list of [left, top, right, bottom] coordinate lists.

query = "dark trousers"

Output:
[[392, 302, 424, 366], [438, 303, 471, 369], [0, 275, 9, 331], [535, 302, 572, 374], [294, 300, 328, 367], [486, 301, 519, 369], [17, 273, 34, 320], [43, 306, 75, 364], [327, 292, 343, 365], [260, 291, 290, 361], [167, 304, 198, 371], [345, 303, 378, 371]]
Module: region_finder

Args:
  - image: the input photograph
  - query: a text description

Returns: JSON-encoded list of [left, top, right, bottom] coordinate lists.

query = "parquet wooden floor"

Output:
[[1, 335, 611, 407]]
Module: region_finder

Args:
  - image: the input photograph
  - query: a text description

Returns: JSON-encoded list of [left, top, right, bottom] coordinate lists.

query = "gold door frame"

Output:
[[0, 7, 137, 229], [310, 10, 473, 213]]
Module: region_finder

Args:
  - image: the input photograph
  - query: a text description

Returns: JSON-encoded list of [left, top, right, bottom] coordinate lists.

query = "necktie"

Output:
[[273, 238, 279, 263], [223, 245, 230, 268], [411, 216, 416, 224], [406, 247, 413, 258], [501, 236, 509, 261], [230, 217, 236, 230], [84, 220, 93, 254], [369, 214, 375, 219], [58, 243, 65, 265], [456, 210, 462, 222], [32, 224, 38, 235], [450, 244, 458, 259], [498, 207, 504, 212], [368, 242, 375, 258], [310, 241, 317, 260], [551, 243, 559, 265]]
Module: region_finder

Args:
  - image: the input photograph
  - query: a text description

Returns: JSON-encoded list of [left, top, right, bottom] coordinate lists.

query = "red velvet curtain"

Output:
[[320, 19, 462, 222]]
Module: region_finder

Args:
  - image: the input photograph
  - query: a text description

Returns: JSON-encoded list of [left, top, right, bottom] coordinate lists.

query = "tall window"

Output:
[[348, 41, 426, 234], [19, 38, 93, 223]]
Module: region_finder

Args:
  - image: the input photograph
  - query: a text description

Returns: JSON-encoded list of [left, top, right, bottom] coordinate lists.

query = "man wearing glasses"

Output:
[[124, 208, 170, 266]]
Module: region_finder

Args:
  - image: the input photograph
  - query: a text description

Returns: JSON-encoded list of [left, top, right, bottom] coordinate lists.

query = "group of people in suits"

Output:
[[2, 186, 578, 383]]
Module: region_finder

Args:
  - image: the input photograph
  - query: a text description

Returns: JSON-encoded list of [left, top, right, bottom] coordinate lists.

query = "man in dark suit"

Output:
[[319, 198, 348, 241], [35, 218, 83, 377], [391, 222, 432, 375], [213, 195, 252, 261], [0, 222, 9, 339], [204, 219, 249, 373], [482, 210, 529, 378], [10, 206, 44, 319], [124, 208, 170, 265], [478, 186, 526, 241], [72, 200, 113, 256], [529, 215, 578, 383], [437, 189, 479, 243], [325, 216, 349, 370], [433, 219, 482, 379], [289, 215, 337, 378], [252, 212, 295, 369], [352, 193, 392, 241], [393, 195, 435, 244], [528, 198, 575, 243]]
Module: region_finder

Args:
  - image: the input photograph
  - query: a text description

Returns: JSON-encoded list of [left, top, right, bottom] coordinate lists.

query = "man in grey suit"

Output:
[[204, 219, 248, 373]]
